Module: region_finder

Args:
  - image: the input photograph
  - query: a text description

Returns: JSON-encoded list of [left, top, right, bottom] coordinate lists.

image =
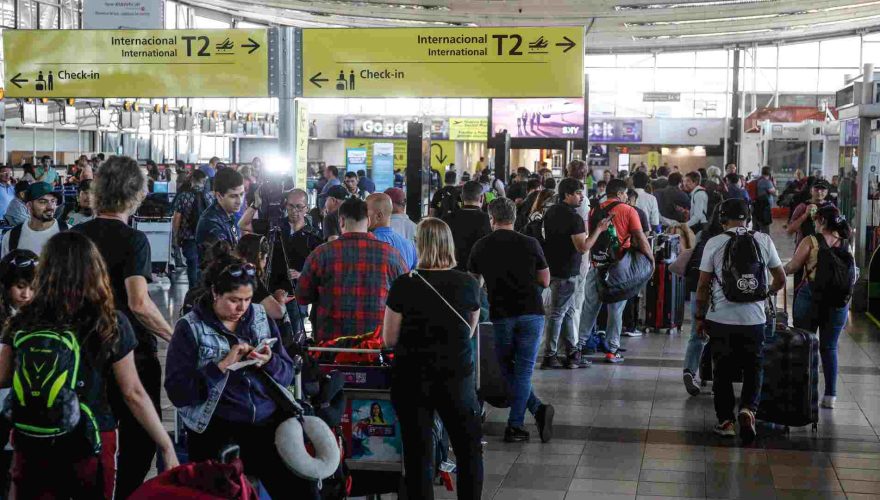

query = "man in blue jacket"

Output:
[[196, 168, 244, 250]]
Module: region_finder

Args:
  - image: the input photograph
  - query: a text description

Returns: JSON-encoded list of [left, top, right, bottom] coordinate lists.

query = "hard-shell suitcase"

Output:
[[645, 261, 686, 333], [478, 322, 510, 408], [757, 323, 820, 431]]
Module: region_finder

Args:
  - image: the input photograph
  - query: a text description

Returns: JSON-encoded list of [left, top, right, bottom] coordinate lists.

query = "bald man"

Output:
[[367, 193, 418, 270]]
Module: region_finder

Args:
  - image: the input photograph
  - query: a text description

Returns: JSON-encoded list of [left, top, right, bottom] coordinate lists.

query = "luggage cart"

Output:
[[133, 216, 173, 276]]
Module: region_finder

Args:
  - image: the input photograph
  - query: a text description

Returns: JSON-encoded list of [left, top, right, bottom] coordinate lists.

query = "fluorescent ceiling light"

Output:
[[624, 1, 880, 27], [615, 0, 775, 11], [632, 28, 772, 40]]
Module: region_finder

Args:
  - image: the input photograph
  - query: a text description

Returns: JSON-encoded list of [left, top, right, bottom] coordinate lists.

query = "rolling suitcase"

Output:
[[478, 322, 510, 408], [644, 261, 686, 334], [757, 323, 820, 431]]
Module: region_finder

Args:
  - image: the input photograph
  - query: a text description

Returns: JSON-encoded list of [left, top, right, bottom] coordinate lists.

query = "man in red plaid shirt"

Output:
[[297, 197, 409, 342]]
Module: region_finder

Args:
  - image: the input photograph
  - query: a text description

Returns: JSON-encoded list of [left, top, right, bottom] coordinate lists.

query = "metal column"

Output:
[[727, 49, 742, 167], [855, 63, 875, 271], [493, 131, 511, 186], [406, 121, 430, 222], [271, 27, 297, 178]]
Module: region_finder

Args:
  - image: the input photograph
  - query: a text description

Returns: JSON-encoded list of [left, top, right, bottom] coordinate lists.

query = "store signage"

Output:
[[295, 101, 309, 189], [449, 118, 488, 141], [346, 148, 368, 171], [338, 116, 449, 140], [83, 0, 164, 29], [3, 29, 268, 98], [302, 26, 584, 98], [843, 119, 860, 146], [588, 119, 643, 143], [643, 92, 680, 102], [492, 98, 584, 139]]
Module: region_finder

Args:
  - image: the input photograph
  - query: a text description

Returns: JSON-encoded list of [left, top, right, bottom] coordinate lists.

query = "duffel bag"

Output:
[[597, 250, 654, 304]]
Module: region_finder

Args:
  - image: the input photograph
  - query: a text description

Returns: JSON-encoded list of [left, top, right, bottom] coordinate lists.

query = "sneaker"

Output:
[[623, 329, 644, 337], [821, 395, 836, 409], [714, 420, 736, 437], [562, 352, 591, 369], [605, 351, 625, 364], [683, 371, 701, 396], [738, 409, 756, 443], [540, 356, 562, 370], [504, 426, 530, 443], [535, 404, 555, 443]]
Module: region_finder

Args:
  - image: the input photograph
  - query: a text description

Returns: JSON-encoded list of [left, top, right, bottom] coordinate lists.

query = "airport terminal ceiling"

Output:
[[181, 0, 880, 52]]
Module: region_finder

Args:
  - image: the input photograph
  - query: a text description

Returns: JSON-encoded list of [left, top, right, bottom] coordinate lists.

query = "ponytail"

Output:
[[817, 205, 851, 240]]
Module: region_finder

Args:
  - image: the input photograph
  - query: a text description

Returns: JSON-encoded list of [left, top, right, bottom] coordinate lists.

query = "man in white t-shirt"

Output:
[[695, 198, 785, 443], [1, 182, 64, 257]]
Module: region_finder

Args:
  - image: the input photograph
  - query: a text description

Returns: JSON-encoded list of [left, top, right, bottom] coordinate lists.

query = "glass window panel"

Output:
[[618, 68, 654, 93], [165, 1, 177, 29], [616, 53, 654, 68], [820, 37, 861, 68], [655, 68, 694, 92], [778, 41, 818, 68], [656, 51, 695, 68], [865, 33, 880, 42], [615, 92, 652, 117], [695, 49, 728, 68], [445, 98, 461, 117], [694, 68, 727, 93], [818, 68, 855, 92], [777, 68, 818, 92], [18, 0, 35, 28], [756, 45, 777, 68], [585, 54, 616, 67], [237, 21, 265, 28], [420, 98, 446, 115], [39, 4, 59, 29], [694, 93, 726, 118], [587, 69, 616, 92], [754, 67, 777, 92], [863, 42, 880, 68], [386, 98, 420, 115], [653, 94, 695, 118], [193, 14, 227, 28], [588, 93, 616, 116], [0, 0, 14, 28]]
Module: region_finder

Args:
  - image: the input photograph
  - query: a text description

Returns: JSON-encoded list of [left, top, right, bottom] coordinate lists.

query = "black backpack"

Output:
[[811, 236, 856, 307], [720, 229, 769, 303], [589, 201, 624, 267], [187, 191, 208, 234], [521, 210, 546, 246], [435, 186, 461, 219], [6, 219, 69, 251]]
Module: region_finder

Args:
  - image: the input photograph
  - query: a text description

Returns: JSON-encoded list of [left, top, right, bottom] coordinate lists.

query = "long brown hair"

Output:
[[8, 232, 118, 349], [236, 234, 269, 278]]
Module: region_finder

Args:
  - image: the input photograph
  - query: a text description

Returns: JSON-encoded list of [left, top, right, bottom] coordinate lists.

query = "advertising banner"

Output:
[[449, 118, 488, 141], [373, 142, 395, 192], [588, 119, 643, 143], [83, 0, 164, 29], [341, 399, 402, 463], [491, 98, 585, 139], [346, 148, 368, 172], [338, 116, 449, 140]]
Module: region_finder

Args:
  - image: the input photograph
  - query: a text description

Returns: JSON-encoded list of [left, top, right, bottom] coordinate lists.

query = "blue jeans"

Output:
[[707, 321, 765, 422], [683, 292, 708, 375], [579, 267, 626, 352], [793, 282, 849, 396], [181, 239, 200, 287], [542, 277, 579, 358], [493, 315, 545, 428]]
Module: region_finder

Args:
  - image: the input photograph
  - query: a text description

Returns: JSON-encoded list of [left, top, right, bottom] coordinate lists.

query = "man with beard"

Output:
[[1, 182, 65, 257]]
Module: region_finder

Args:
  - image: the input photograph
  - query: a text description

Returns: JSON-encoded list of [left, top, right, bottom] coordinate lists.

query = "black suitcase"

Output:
[[478, 322, 510, 408], [757, 324, 820, 430], [645, 261, 686, 333], [654, 233, 681, 262]]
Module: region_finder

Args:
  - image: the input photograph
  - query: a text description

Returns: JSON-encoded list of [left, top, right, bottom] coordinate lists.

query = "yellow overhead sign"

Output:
[[302, 27, 584, 98], [3, 29, 268, 98], [449, 118, 488, 141]]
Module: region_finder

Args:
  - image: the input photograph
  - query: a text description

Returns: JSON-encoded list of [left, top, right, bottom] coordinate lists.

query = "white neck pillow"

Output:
[[275, 416, 340, 481]]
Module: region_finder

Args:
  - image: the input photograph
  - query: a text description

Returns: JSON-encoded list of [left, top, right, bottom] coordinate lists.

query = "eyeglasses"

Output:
[[220, 263, 257, 279], [286, 203, 307, 211]]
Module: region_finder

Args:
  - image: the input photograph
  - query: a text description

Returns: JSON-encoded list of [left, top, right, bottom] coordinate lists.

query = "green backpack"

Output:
[[10, 329, 100, 453]]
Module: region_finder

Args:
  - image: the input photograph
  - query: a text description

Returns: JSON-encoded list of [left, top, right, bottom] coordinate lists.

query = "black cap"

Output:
[[813, 179, 830, 190], [719, 198, 750, 221], [326, 185, 349, 200]]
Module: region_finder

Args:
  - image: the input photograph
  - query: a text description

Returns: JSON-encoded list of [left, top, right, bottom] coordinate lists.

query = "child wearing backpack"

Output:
[[0, 232, 177, 498], [784, 205, 855, 409]]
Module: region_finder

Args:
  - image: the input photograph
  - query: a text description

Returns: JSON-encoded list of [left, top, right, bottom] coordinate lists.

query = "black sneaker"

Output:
[[504, 426, 530, 443], [540, 356, 562, 370], [562, 352, 591, 369], [535, 404, 555, 443]]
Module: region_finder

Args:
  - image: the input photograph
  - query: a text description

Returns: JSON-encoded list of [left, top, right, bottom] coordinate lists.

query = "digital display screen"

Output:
[[491, 98, 585, 139], [588, 119, 643, 143]]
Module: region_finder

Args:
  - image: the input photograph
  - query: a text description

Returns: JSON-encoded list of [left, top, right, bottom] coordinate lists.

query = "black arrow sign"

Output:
[[556, 36, 576, 53], [10, 73, 28, 88], [431, 143, 448, 165], [309, 72, 329, 88], [242, 38, 261, 54]]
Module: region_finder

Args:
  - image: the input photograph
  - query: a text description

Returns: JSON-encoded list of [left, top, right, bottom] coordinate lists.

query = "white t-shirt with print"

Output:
[[699, 228, 782, 326]]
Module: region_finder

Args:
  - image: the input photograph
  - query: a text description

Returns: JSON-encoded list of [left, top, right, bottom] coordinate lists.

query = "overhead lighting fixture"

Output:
[[615, 0, 775, 11], [624, 0, 880, 27], [300, 1, 451, 11], [632, 28, 772, 40]]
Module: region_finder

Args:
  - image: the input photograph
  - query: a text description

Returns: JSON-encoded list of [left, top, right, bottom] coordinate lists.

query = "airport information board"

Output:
[[3, 29, 268, 98], [302, 27, 584, 98]]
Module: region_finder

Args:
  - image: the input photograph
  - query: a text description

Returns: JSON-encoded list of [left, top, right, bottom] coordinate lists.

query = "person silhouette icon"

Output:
[[47, 71, 54, 91], [35, 71, 45, 91], [349, 70, 355, 91], [336, 70, 346, 91]]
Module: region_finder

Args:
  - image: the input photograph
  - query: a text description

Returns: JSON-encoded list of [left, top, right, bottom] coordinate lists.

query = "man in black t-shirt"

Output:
[[506, 167, 530, 205], [469, 197, 555, 444], [74, 156, 174, 499], [541, 179, 610, 369], [429, 171, 461, 219], [443, 181, 491, 272]]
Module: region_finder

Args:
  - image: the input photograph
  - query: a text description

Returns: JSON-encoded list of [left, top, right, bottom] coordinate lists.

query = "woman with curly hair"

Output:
[[0, 231, 176, 498]]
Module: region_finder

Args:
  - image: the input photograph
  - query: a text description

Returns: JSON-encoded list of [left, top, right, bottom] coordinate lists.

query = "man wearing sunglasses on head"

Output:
[[1, 182, 67, 258]]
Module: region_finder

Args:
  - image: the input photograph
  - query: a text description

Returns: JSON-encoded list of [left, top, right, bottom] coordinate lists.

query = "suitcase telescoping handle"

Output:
[[308, 346, 394, 355]]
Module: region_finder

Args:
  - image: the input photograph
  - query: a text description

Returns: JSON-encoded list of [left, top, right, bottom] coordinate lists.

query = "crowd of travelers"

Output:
[[0, 151, 855, 499]]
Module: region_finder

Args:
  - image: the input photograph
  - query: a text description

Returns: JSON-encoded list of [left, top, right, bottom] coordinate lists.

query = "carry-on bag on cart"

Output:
[[129, 456, 260, 500], [644, 260, 686, 333], [757, 322, 820, 431]]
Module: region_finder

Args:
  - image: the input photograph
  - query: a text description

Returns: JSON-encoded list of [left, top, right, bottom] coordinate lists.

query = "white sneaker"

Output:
[[623, 329, 644, 337], [683, 371, 700, 396], [821, 396, 836, 409]]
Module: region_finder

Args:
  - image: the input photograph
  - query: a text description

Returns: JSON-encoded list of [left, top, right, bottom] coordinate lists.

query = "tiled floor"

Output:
[[148, 220, 880, 499]]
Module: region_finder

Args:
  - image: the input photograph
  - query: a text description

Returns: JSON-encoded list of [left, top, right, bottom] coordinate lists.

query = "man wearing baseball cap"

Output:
[[787, 178, 833, 291], [385, 187, 416, 242], [1, 182, 66, 257], [323, 184, 350, 242]]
